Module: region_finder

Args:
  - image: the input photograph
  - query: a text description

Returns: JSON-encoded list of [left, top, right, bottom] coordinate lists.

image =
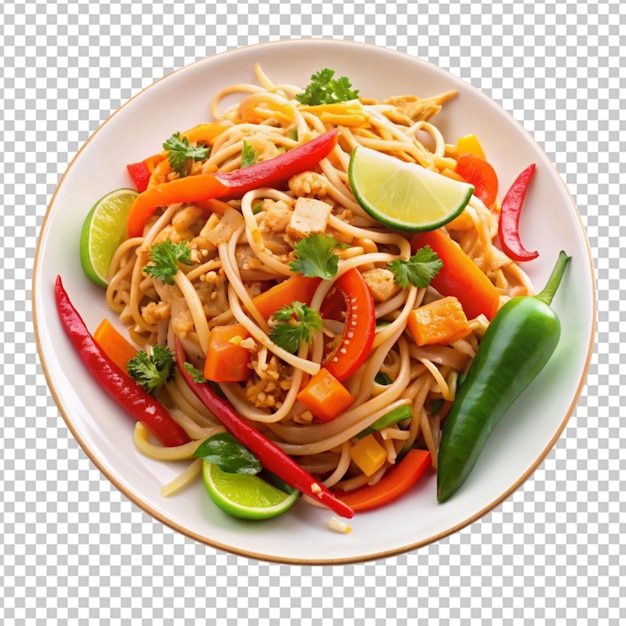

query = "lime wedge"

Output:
[[202, 461, 300, 520], [349, 146, 474, 232], [79, 188, 138, 287]]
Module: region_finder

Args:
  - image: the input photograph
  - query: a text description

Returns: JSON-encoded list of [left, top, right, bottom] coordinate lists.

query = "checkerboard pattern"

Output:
[[2, 0, 624, 623]]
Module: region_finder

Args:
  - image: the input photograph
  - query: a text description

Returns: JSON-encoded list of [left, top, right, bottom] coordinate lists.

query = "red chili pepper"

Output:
[[322, 268, 376, 381], [126, 129, 340, 238], [174, 339, 355, 519], [498, 163, 539, 262], [126, 161, 151, 193], [54, 276, 191, 447]]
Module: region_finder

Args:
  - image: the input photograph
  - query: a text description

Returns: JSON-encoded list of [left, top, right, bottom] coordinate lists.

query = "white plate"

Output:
[[34, 39, 595, 564]]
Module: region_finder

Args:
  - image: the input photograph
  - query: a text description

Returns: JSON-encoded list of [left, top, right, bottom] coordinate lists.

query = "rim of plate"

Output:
[[33, 38, 597, 565]]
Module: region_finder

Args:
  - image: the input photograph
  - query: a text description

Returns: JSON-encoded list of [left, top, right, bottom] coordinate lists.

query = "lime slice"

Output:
[[202, 461, 300, 520], [349, 145, 474, 232], [79, 188, 138, 287]]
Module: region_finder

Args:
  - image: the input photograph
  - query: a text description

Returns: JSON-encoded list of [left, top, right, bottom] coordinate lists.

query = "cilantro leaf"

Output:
[[241, 140, 259, 168], [289, 234, 341, 279], [163, 131, 210, 177], [295, 68, 360, 106], [387, 245, 443, 289], [143, 240, 193, 285], [269, 301, 323, 354], [127, 344, 175, 394], [193, 432, 262, 475]]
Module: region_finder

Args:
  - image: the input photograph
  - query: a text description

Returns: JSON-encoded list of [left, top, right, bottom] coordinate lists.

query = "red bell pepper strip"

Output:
[[332, 448, 432, 512], [126, 161, 151, 193], [126, 129, 340, 238], [411, 230, 500, 321], [174, 339, 354, 519], [498, 163, 539, 262], [454, 154, 499, 209], [322, 268, 376, 381], [54, 276, 191, 447]]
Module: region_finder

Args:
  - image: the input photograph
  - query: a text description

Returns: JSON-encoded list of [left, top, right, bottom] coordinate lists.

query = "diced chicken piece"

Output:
[[151, 284, 194, 337], [203, 207, 244, 247], [244, 136, 283, 162], [141, 301, 171, 325], [286, 197, 333, 240], [258, 199, 293, 233], [191, 213, 221, 254], [172, 205, 205, 237], [235, 244, 280, 279], [362, 268, 401, 303], [288, 171, 329, 198], [196, 278, 229, 318], [384, 91, 457, 123]]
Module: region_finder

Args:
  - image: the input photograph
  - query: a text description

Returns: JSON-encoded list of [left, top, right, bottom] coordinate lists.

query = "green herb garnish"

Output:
[[241, 140, 259, 168], [194, 433, 262, 475], [127, 344, 175, 394], [289, 233, 341, 279], [296, 68, 360, 106], [387, 246, 443, 289], [163, 131, 210, 177], [269, 301, 323, 354], [143, 240, 193, 285]]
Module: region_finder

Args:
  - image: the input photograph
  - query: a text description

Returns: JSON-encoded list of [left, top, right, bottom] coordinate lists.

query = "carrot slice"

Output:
[[408, 296, 471, 346], [251, 275, 322, 320], [296, 368, 355, 423], [93, 318, 138, 372], [204, 324, 252, 383]]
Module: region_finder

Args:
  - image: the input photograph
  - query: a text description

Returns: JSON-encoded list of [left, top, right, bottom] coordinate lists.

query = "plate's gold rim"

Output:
[[32, 37, 597, 565]]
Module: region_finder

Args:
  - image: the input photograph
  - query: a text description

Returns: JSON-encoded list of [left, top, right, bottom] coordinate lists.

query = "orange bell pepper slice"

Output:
[[411, 230, 500, 321], [126, 129, 339, 237]]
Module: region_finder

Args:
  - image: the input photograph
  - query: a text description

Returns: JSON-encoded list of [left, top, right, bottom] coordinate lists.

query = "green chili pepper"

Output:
[[437, 251, 571, 503]]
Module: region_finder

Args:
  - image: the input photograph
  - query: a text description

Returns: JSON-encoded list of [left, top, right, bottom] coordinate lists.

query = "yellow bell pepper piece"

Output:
[[349, 434, 387, 477], [456, 134, 486, 160]]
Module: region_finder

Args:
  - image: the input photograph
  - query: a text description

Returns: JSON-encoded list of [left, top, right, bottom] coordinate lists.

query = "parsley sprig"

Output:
[[289, 234, 342, 279], [163, 132, 210, 177], [387, 246, 443, 288], [295, 68, 360, 106], [269, 301, 323, 354], [127, 345, 175, 394], [143, 240, 193, 285]]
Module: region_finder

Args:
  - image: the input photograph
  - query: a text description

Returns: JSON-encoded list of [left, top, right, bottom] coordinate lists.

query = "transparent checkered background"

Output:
[[2, 0, 623, 623]]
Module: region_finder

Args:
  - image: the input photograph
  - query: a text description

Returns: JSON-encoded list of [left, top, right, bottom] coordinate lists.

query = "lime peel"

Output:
[[349, 146, 474, 232], [202, 460, 300, 520], [79, 188, 138, 287]]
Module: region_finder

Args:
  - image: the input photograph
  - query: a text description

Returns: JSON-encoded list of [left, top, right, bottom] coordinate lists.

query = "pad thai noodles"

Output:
[[102, 65, 534, 509]]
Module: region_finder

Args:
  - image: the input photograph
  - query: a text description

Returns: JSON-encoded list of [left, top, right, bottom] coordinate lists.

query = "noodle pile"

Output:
[[105, 65, 534, 500]]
